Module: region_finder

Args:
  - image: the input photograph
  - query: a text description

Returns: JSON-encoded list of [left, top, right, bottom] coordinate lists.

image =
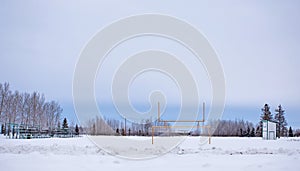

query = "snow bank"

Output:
[[0, 135, 299, 171], [0, 135, 102, 155]]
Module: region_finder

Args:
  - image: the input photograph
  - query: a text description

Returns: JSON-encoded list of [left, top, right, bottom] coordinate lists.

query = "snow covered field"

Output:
[[0, 135, 299, 171]]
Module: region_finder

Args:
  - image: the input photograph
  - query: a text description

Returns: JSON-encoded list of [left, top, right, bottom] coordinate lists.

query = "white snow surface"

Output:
[[0, 135, 299, 171]]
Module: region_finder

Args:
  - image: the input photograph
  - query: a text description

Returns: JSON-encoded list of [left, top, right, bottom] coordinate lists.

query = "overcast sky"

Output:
[[1, 0, 300, 127]]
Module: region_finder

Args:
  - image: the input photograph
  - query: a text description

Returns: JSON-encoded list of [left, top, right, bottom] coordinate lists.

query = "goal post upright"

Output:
[[158, 102, 160, 122], [203, 102, 205, 124]]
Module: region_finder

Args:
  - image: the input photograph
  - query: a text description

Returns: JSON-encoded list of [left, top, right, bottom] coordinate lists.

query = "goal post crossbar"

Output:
[[151, 102, 212, 144]]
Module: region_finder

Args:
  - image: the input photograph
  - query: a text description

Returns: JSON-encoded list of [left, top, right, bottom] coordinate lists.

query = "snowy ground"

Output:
[[0, 135, 299, 171]]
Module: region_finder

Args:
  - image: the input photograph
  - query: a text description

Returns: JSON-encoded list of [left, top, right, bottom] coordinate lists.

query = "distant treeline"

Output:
[[0, 82, 63, 131], [209, 120, 256, 137], [2, 82, 299, 137], [85, 116, 258, 137], [85, 103, 299, 137], [86, 117, 162, 136]]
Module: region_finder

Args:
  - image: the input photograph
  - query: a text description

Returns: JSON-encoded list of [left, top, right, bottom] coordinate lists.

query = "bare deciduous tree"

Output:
[[0, 82, 63, 132]]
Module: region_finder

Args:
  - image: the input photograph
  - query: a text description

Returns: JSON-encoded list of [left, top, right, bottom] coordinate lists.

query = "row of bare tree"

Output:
[[86, 117, 156, 136], [86, 116, 176, 136], [86, 113, 272, 137], [71, 103, 292, 137], [209, 119, 255, 137], [0, 82, 62, 130]]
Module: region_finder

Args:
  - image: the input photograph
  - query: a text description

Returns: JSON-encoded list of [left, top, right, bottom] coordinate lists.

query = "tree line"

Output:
[[1, 81, 297, 137], [209, 119, 256, 137], [0, 82, 63, 131], [206, 104, 295, 137], [85, 103, 298, 137], [86, 117, 161, 136], [86, 117, 258, 137]]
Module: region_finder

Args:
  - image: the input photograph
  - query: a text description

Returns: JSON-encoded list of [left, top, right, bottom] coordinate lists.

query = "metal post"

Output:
[[158, 102, 160, 122], [203, 102, 205, 122], [152, 127, 154, 144]]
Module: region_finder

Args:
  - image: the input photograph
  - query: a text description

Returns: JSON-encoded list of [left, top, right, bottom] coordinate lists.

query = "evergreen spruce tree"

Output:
[[258, 104, 273, 137], [250, 128, 255, 137], [75, 124, 79, 135], [1, 124, 5, 134], [62, 118, 68, 129], [288, 126, 293, 137], [261, 104, 273, 121], [274, 105, 287, 138], [247, 126, 250, 137]]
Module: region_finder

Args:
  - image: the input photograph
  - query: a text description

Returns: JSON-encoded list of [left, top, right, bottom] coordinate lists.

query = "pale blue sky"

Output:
[[1, 0, 300, 127]]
